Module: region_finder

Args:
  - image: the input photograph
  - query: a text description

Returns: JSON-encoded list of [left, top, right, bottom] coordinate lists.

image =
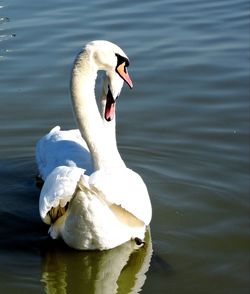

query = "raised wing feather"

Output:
[[36, 126, 93, 180]]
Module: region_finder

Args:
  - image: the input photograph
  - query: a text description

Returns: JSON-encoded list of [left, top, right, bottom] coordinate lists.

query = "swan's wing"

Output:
[[39, 166, 86, 224], [36, 126, 93, 180], [89, 168, 152, 225]]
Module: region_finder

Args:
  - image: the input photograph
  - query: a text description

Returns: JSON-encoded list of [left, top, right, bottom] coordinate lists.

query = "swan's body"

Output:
[[36, 40, 152, 250]]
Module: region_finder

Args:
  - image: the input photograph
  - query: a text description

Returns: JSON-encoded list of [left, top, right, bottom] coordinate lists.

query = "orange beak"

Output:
[[116, 62, 133, 89]]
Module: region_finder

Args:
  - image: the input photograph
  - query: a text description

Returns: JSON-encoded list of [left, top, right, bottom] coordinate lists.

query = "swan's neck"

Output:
[[70, 50, 125, 171]]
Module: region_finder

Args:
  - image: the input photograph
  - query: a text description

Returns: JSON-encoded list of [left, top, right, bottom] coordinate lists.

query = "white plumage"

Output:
[[36, 126, 93, 179], [36, 40, 152, 250]]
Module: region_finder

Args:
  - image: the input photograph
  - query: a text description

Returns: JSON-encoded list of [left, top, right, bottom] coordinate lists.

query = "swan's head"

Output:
[[86, 40, 133, 90], [86, 40, 133, 121]]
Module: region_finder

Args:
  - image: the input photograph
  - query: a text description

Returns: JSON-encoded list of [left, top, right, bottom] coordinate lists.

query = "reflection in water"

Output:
[[41, 229, 152, 294]]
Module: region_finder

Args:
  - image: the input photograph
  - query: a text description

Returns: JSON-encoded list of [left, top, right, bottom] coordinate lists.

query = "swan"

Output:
[[36, 40, 152, 250]]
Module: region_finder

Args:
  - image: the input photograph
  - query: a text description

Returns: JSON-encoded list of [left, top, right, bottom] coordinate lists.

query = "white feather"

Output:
[[36, 126, 93, 179], [39, 166, 85, 224], [89, 168, 152, 225]]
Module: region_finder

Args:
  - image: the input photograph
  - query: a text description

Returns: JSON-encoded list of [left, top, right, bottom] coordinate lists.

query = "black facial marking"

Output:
[[115, 53, 129, 67]]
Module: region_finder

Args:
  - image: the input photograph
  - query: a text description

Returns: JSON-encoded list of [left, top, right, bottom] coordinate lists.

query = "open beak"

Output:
[[105, 87, 116, 122], [116, 62, 133, 89]]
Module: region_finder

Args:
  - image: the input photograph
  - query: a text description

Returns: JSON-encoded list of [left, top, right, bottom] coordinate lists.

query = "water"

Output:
[[0, 0, 249, 293]]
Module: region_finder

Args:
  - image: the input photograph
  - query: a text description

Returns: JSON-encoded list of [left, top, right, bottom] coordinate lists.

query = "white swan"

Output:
[[36, 40, 152, 250]]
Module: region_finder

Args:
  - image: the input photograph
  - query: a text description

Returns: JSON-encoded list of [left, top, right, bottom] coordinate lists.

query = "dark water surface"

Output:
[[0, 0, 249, 293]]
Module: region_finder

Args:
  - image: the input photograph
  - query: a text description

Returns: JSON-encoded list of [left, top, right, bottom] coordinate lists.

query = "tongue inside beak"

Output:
[[105, 88, 116, 122]]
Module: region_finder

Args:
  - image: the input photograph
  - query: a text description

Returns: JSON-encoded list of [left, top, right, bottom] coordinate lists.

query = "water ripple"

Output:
[[0, 0, 249, 293]]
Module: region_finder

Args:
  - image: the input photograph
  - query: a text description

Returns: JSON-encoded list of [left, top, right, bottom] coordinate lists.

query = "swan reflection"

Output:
[[41, 230, 152, 294]]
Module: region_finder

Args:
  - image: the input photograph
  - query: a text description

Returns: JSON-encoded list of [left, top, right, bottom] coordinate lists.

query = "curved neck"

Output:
[[70, 50, 125, 171]]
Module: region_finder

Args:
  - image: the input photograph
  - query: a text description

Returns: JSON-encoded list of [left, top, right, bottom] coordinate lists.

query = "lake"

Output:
[[0, 0, 249, 293]]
